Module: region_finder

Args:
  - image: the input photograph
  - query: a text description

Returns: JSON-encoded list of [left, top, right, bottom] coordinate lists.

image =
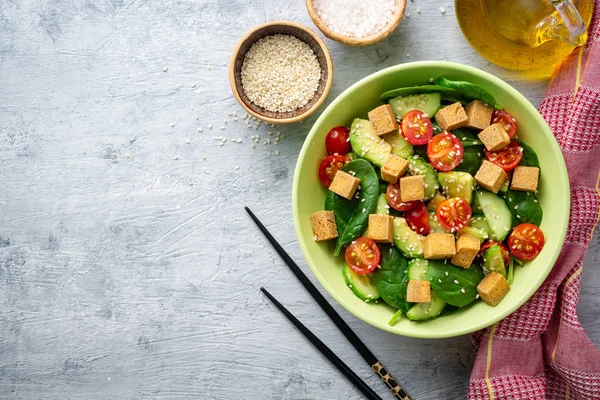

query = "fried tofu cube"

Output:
[[511, 166, 540, 192], [310, 211, 338, 242], [475, 160, 507, 194], [399, 175, 424, 202], [368, 104, 399, 136], [434, 102, 469, 131], [329, 170, 360, 200], [424, 233, 456, 259], [464, 100, 493, 130], [381, 155, 409, 184], [367, 214, 394, 243], [451, 234, 481, 268], [407, 280, 431, 303], [478, 123, 511, 151], [477, 272, 511, 307]]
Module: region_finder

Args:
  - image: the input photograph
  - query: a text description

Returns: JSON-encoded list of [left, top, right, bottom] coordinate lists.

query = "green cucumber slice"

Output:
[[393, 217, 425, 258], [388, 93, 442, 120], [343, 264, 381, 302], [382, 131, 414, 158], [350, 118, 392, 167], [482, 246, 507, 277], [407, 155, 439, 201], [474, 191, 513, 241], [406, 291, 446, 321], [408, 258, 430, 281], [438, 171, 475, 203]]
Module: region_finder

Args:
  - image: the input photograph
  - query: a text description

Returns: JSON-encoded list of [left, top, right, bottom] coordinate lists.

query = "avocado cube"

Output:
[[477, 272, 510, 307], [474, 160, 507, 194], [478, 123, 510, 151], [329, 170, 360, 200], [310, 211, 338, 242], [423, 233, 456, 259], [434, 102, 468, 131], [451, 234, 480, 268], [399, 175, 424, 202], [368, 104, 399, 136], [381, 154, 409, 184], [511, 166, 539, 192], [407, 280, 431, 303], [367, 214, 393, 243], [464, 100, 493, 131]]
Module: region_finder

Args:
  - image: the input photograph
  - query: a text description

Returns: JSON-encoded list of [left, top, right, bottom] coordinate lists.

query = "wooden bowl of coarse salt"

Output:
[[229, 21, 333, 125], [306, 0, 407, 46]]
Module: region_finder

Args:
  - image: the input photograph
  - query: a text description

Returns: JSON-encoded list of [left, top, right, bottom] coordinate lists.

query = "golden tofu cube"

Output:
[[329, 170, 360, 200], [464, 100, 493, 130], [424, 233, 456, 259], [407, 280, 431, 303], [451, 234, 481, 268], [368, 104, 399, 136], [367, 214, 394, 243], [477, 272, 511, 307], [475, 160, 507, 194], [511, 166, 540, 192], [434, 102, 469, 131], [478, 123, 511, 151], [310, 211, 338, 242], [381, 154, 409, 184], [399, 175, 424, 202]]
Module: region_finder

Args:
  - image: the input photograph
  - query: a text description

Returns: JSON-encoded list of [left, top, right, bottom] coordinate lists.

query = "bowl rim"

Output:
[[305, 0, 407, 46], [291, 61, 570, 338], [228, 20, 334, 124]]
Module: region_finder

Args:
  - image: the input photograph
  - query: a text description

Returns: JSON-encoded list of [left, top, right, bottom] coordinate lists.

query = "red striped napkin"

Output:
[[468, 3, 600, 399]]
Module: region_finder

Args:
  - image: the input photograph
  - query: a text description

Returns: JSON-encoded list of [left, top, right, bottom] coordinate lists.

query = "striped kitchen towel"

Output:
[[468, 3, 600, 400]]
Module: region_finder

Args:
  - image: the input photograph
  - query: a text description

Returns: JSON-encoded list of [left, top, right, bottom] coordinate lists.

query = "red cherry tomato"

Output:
[[386, 183, 419, 211], [345, 237, 381, 274], [508, 223, 545, 260], [478, 240, 510, 266], [485, 141, 523, 172], [436, 197, 472, 232], [318, 155, 349, 187], [401, 110, 433, 145], [405, 202, 431, 235], [492, 110, 517, 138], [426, 131, 464, 171], [325, 126, 352, 155]]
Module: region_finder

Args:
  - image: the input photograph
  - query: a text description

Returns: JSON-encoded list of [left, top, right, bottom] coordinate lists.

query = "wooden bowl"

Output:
[[306, 0, 407, 46], [229, 21, 333, 125]]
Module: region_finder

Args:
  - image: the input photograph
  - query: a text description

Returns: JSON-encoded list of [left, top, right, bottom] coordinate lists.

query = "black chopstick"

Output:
[[260, 287, 382, 400], [245, 206, 412, 400]]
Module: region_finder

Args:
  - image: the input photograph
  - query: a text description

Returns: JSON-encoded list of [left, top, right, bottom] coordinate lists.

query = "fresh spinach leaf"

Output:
[[380, 85, 459, 101], [434, 77, 501, 109], [454, 146, 484, 175], [506, 188, 543, 226], [413, 145, 428, 160], [518, 141, 540, 169], [371, 245, 411, 313], [452, 129, 483, 147], [324, 159, 379, 255], [379, 181, 388, 196], [439, 304, 461, 317], [426, 261, 484, 307]]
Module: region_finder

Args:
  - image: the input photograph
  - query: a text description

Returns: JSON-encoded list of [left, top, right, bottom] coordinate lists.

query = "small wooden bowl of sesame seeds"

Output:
[[229, 21, 333, 124]]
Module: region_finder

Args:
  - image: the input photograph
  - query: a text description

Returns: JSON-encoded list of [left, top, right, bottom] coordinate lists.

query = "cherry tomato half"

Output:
[[436, 197, 472, 232], [386, 183, 419, 211], [345, 237, 381, 274], [492, 110, 517, 138], [325, 126, 352, 155], [485, 141, 523, 172], [401, 110, 433, 145], [318, 155, 349, 187], [508, 223, 545, 260], [427, 131, 464, 171], [478, 240, 510, 266], [405, 202, 431, 235]]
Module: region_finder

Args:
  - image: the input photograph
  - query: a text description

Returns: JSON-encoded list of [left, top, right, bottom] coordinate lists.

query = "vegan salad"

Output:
[[310, 77, 545, 324]]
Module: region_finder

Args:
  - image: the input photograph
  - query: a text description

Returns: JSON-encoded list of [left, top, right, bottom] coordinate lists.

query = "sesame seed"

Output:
[[170, 122, 175, 127], [439, 6, 447, 14], [461, 288, 466, 294], [162, 66, 168, 72]]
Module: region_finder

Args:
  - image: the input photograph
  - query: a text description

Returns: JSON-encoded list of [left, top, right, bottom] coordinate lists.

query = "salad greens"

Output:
[[427, 261, 484, 307], [371, 245, 411, 313]]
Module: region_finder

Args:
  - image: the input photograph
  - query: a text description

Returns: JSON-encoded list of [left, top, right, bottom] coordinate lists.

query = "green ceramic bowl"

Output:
[[292, 61, 569, 338]]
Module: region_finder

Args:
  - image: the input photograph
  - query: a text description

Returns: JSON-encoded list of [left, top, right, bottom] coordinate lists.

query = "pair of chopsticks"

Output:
[[245, 206, 412, 400]]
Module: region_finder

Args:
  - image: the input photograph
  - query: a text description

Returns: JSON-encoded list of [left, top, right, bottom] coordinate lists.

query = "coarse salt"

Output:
[[313, 0, 397, 38]]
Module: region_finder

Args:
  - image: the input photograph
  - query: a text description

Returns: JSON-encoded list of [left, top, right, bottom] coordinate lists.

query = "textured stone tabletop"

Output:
[[1, 1, 598, 399]]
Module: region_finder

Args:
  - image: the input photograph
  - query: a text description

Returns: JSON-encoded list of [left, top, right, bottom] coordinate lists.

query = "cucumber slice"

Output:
[[406, 291, 446, 321], [408, 258, 429, 281], [458, 225, 489, 242], [350, 118, 392, 167], [426, 192, 446, 212], [438, 171, 475, 203], [382, 131, 414, 158], [499, 179, 509, 196], [393, 217, 425, 258], [343, 264, 381, 302], [407, 156, 439, 201], [482, 246, 507, 277], [388, 93, 442, 120], [429, 212, 450, 234], [381, 85, 457, 101], [474, 191, 513, 241], [376, 193, 390, 215]]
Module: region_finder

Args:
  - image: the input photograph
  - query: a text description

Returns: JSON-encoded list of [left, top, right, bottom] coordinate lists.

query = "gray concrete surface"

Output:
[[0, 0, 598, 399]]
